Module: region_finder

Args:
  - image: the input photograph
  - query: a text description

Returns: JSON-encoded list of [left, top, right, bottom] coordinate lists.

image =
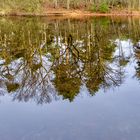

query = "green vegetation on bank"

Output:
[[91, 3, 110, 13], [0, 0, 140, 14]]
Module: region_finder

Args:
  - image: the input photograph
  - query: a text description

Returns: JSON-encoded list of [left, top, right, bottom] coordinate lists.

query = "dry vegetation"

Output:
[[0, 0, 140, 15]]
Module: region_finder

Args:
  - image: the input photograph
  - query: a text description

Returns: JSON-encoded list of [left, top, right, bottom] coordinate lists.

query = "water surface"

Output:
[[0, 17, 140, 140]]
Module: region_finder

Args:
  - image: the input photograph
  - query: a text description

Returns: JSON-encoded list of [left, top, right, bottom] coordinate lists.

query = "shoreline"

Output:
[[0, 10, 140, 17]]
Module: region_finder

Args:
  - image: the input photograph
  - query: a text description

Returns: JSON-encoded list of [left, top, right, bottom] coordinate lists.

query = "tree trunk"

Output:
[[54, 0, 58, 8], [67, 0, 70, 9]]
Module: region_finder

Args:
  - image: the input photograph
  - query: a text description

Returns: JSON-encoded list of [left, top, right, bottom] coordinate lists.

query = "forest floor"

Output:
[[0, 8, 140, 17]]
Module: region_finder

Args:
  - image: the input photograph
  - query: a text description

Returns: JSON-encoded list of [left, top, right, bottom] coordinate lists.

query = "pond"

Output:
[[0, 16, 140, 140]]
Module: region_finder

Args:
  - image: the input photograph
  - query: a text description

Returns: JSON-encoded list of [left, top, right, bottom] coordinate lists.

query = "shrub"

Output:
[[98, 3, 109, 13], [90, 3, 110, 13]]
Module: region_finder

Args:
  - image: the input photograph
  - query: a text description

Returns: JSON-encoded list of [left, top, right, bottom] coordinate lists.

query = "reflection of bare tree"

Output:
[[0, 17, 128, 104], [82, 19, 124, 95], [134, 42, 140, 80], [0, 49, 58, 104]]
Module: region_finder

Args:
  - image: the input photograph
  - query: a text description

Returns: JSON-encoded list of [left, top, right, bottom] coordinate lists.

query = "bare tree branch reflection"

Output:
[[1, 17, 137, 104]]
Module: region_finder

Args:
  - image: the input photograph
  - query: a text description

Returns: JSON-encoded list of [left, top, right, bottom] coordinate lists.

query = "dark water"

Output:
[[0, 16, 140, 140]]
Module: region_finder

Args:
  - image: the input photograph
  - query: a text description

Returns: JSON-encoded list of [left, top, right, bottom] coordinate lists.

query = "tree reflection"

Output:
[[1, 17, 138, 104], [53, 64, 81, 102], [134, 42, 140, 80]]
